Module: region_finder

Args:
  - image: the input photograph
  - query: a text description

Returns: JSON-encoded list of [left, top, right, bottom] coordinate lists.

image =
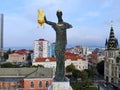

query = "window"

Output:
[[105, 52, 108, 57], [118, 81, 120, 85], [39, 81, 42, 88], [116, 57, 120, 63], [108, 52, 112, 57], [112, 60, 113, 63], [30, 81, 34, 88], [46, 81, 49, 87]]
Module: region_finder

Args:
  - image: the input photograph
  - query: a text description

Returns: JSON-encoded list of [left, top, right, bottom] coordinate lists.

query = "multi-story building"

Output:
[[73, 46, 87, 55], [33, 39, 55, 62], [33, 39, 49, 59], [49, 43, 55, 57], [104, 26, 120, 84], [66, 45, 92, 56]]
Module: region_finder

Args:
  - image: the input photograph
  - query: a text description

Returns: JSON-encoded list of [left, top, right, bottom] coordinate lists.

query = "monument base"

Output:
[[48, 81, 73, 90]]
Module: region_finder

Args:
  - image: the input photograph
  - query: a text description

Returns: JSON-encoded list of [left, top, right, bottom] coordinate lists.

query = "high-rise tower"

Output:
[[0, 14, 3, 50]]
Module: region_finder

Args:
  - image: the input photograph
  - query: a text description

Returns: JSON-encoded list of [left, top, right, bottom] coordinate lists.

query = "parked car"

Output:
[[103, 83, 107, 87]]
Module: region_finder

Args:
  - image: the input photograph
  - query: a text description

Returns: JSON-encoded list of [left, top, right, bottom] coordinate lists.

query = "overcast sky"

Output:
[[0, 0, 120, 48]]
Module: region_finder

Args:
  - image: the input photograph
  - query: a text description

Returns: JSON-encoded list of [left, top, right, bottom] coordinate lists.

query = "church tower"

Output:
[[104, 26, 120, 84], [105, 26, 119, 51]]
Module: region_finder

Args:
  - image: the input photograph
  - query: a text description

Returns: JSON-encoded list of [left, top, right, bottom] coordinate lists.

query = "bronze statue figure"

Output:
[[44, 10, 72, 82]]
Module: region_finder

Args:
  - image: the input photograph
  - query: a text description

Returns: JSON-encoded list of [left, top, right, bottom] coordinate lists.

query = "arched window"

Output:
[[46, 81, 49, 87], [39, 81, 42, 88], [30, 81, 34, 88]]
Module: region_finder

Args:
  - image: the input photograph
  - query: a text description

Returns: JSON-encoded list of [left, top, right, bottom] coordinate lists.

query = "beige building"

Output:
[[7, 53, 27, 63], [104, 26, 120, 84], [7, 49, 28, 63]]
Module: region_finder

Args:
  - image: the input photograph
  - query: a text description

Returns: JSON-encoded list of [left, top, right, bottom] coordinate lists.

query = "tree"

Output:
[[26, 50, 33, 66], [27, 53, 31, 60], [96, 61, 104, 76], [3, 52, 8, 60], [84, 69, 94, 78], [0, 62, 20, 68], [7, 48, 12, 54], [80, 70, 88, 81], [3, 48, 12, 60], [66, 63, 76, 73], [32, 64, 44, 68], [72, 69, 81, 79]]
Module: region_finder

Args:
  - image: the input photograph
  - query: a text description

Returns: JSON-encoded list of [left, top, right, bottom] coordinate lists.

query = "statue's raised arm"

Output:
[[44, 16, 56, 26]]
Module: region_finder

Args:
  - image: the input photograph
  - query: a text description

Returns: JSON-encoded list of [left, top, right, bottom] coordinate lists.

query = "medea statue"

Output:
[[44, 10, 72, 81]]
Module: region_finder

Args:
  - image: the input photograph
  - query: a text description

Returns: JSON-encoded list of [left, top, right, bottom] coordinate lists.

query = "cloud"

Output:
[[1, 0, 120, 48]]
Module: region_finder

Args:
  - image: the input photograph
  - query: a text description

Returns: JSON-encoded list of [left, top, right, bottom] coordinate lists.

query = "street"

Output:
[[92, 75, 114, 90]]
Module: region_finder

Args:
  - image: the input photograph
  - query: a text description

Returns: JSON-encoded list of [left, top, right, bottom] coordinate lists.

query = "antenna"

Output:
[[110, 20, 113, 27]]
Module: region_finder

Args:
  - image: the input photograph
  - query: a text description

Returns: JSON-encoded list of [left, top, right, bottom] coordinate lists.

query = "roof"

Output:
[[0, 68, 53, 78], [65, 52, 85, 60], [25, 68, 53, 78], [39, 39, 45, 41], [15, 49, 28, 55], [35, 57, 56, 62], [35, 52, 85, 62], [0, 68, 36, 77]]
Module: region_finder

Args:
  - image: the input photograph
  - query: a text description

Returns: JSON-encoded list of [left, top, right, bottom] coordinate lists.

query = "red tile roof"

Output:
[[65, 52, 85, 60], [15, 49, 28, 55], [38, 39, 45, 41], [35, 57, 56, 62], [35, 52, 85, 62]]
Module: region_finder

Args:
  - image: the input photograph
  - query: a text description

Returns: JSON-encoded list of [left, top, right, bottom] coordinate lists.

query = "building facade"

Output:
[[0, 68, 53, 90], [73, 46, 87, 55], [24, 78, 52, 90], [33, 52, 88, 71], [33, 39, 55, 62], [7, 49, 28, 63], [104, 26, 120, 84]]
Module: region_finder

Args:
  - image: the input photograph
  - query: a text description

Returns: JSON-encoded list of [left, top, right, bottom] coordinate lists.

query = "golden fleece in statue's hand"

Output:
[[38, 9, 45, 26]]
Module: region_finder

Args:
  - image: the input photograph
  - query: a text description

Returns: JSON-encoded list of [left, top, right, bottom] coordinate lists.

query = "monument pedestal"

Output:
[[48, 81, 73, 90]]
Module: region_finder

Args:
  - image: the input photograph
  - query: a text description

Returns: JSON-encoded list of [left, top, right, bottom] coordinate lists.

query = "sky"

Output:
[[0, 0, 120, 49]]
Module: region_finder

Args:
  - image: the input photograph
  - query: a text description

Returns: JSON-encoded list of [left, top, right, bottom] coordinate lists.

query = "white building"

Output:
[[73, 46, 87, 55], [33, 39, 52, 62], [32, 52, 88, 71], [68, 45, 91, 56]]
